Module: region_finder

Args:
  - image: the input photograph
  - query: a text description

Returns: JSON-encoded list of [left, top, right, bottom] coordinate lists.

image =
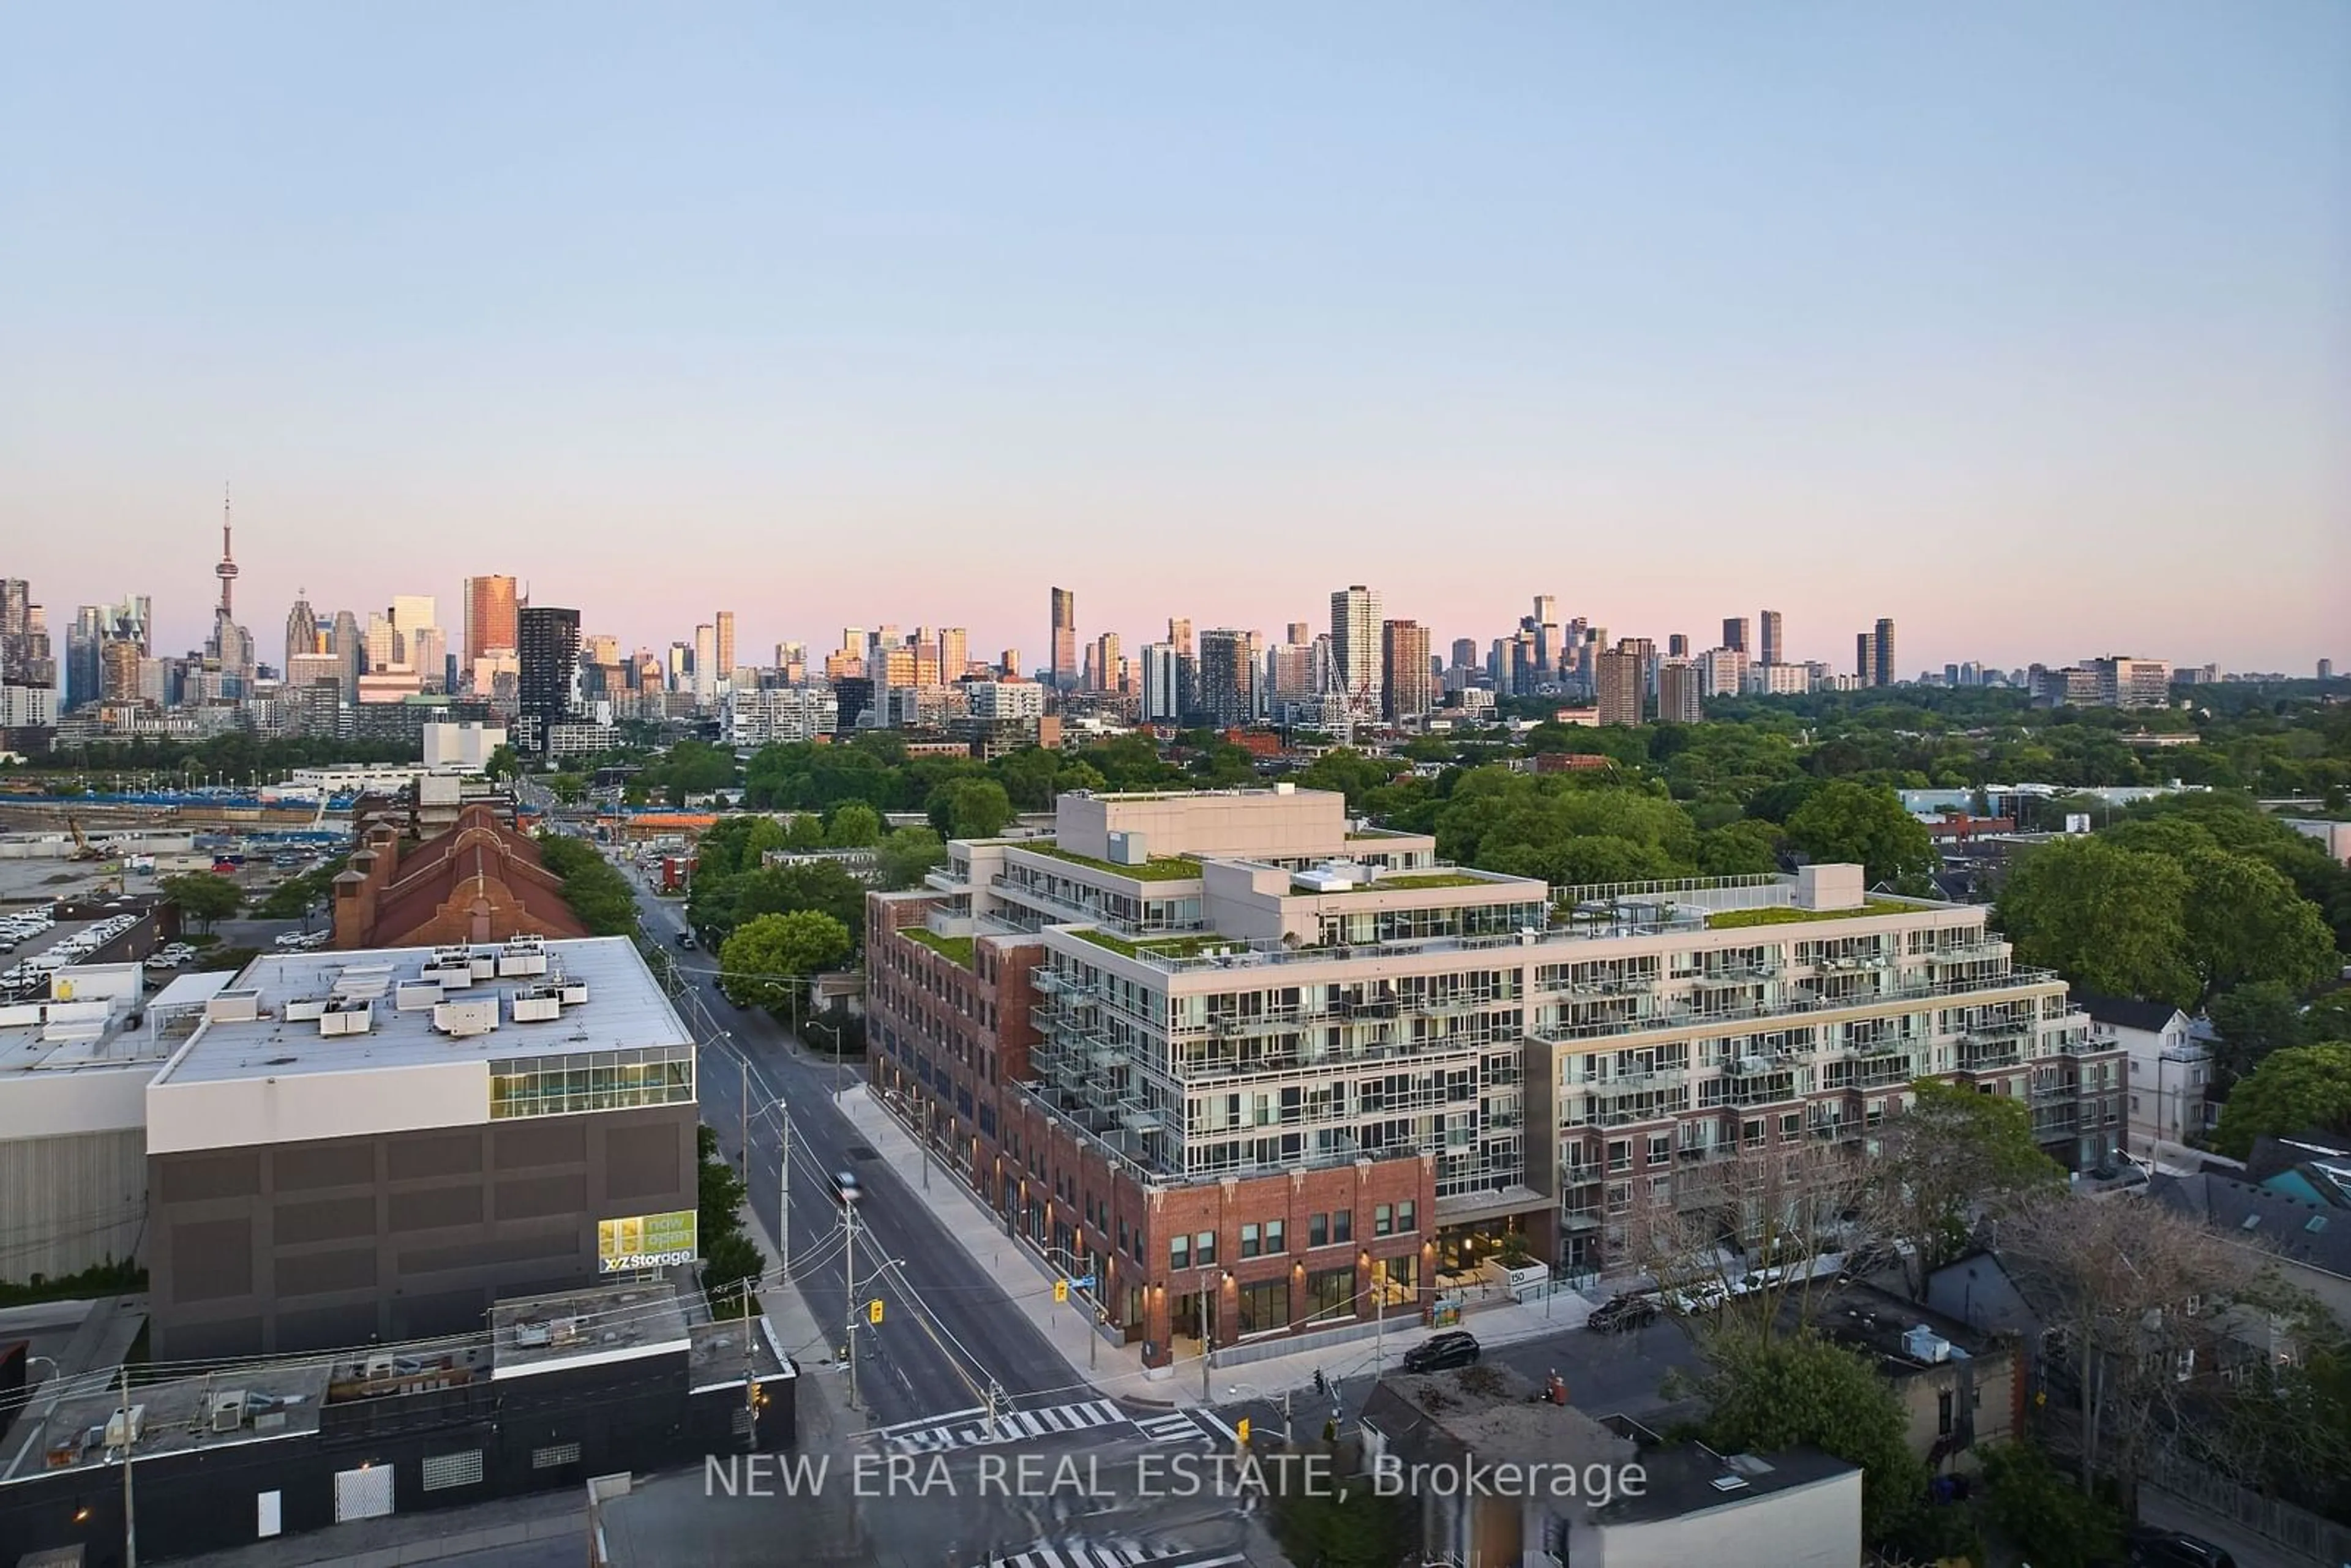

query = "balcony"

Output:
[[923, 866, 970, 894], [1561, 1207, 1603, 1232], [1528, 966, 2064, 1045], [1958, 1033, 2029, 1072]]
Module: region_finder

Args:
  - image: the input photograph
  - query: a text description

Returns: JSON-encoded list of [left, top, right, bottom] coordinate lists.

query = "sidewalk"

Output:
[[836, 1084, 1593, 1411]]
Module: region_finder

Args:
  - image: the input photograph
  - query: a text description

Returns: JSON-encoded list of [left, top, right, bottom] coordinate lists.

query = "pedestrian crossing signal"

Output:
[[1236, 1417, 1251, 1446], [868, 1298, 885, 1325], [1053, 1279, 1069, 1304]]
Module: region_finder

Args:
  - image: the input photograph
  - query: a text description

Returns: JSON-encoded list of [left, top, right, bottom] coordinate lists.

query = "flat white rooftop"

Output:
[[152, 936, 691, 1089]]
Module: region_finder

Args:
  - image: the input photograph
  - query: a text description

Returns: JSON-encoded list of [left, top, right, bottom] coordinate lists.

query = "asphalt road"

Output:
[[624, 869, 1081, 1435]]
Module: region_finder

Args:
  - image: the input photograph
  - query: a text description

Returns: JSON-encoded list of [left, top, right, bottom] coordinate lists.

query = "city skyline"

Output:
[[4, 7, 2345, 668]]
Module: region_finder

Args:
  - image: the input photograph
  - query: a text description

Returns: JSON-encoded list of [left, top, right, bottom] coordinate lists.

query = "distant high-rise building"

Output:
[[518, 606, 582, 749], [694, 623, 718, 704], [1596, 640, 1646, 726], [1167, 618, 1194, 661], [1330, 585, 1382, 715], [1139, 643, 1181, 721], [1381, 620, 1433, 722], [1450, 638, 1478, 672], [714, 610, 735, 683], [1873, 618, 1896, 688], [1090, 631, 1122, 694], [1195, 629, 1258, 727], [1049, 587, 1078, 689], [463, 576, 519, 663], [1667, 633, 1690, 659], [1697, 647, 1747, 698], [1758, 610, 1783, 668], [2322, 658, 2336, 681], [1856, 631, 1879, 686], [1285, 622, 1311, 647], [1000, 648, 1019, 677], [939, 626, 968, 678], [1722, 617, 1749, 655], [1657, 659, 1703, 724], [284, 594, 318, 679], [330, 610, 362, 700]]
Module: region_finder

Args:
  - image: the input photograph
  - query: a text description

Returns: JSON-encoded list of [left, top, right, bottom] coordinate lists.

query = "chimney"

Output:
[[332, 866, 374, 947]]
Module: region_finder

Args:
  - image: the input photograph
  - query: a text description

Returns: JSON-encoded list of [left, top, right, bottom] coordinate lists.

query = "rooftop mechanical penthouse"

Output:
[[144, 934, 699, 1360], [867, 787, 2126, 1367]]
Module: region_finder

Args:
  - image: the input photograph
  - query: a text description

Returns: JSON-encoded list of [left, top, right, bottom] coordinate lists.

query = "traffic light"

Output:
[[1053, 1279, 1069, 1304], [1312, 1370, 1329, 1398], [1235, 1417, 1251, 1447], [868, 1298, 885, 1325]]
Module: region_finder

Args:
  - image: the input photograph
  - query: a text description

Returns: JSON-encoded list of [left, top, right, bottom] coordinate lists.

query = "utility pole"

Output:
[[741, 1270, 756, 1451], [777, 1099, 790, 1278], [1199, 1285, 1211, 1401], [1373, 1279, 1385, 1374], [119, 1362, 137, 1568], [844, 1199, 860, 1411], [738, 1052, 748, 1177]]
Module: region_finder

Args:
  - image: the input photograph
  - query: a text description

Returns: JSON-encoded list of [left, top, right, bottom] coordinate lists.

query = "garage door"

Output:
[[334, 1464, 394, 1522]]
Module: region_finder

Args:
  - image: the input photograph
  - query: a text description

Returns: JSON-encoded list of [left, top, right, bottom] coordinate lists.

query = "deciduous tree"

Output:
[[1997, 838, 2197, 1008], [718, 910, 853, 1010], [160, 871, 241, 933], [926, 776, 1014, 839], [1689, 1329, 1925, 1542], [2212, 1042, 2351, 1158], [1781, 781, 1935, 887], [876, 827, 948, 891], [1869, 1079, 2064, 1299]]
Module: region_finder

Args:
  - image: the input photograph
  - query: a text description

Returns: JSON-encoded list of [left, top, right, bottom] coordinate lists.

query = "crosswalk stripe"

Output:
[[1193, 1409, 1239, 1443], [869, 1405, 984, 1436]]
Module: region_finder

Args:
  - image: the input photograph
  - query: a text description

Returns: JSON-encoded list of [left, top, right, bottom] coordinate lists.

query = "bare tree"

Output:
[[1627, 1133, 1872, 1340], [2000, 1193, 2251, 1519], [1864, 1078, 2066, 1301]]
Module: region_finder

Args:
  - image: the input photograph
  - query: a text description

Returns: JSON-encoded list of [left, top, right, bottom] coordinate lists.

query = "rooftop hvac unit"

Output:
[[512, 1322, 552, 1348], [497, 948, 549, 978], [283, 997, 328, 1022], [511, 990, 562, 1023], [394, 980, 444, 1012], [210, 1390, 248, 1433], [320, 1002, 373, 1037], [432, 998, 498, 1038], [104, 1405, 145, 1450], [431, 945, 471, 967], [204, 989, 262, 1023], [557, 981, 589, 1006], [419, 961, 476, 989]]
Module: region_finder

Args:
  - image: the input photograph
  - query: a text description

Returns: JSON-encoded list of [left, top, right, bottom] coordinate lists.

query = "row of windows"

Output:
[[487, 1050, 693, 1120], [1168, 1202, 1416, 1270]]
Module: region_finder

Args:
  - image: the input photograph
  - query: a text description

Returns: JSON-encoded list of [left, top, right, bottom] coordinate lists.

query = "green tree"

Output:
[[827, 801, 885, 847], [1693, 1329, 1925, 1542], [1870, 1079, 2065, 1298], [1697, 819, 1782, 876], [876, 827, 948, 891], [1782, 781, 1935, 887], [2207, 980, 2311, 1084], [547, 771, 587, 805], [718, 910, 853, 1010], [1997, 837, 2198, 1007], [1292, 748, 1402, 814], [533, 833, 638, 936], [927, 776, 1014, 839], [1974, 1442, 2124, 1568], [160, 871, 242, 933], [2213, 1043, 2351, 1158], [741, 817, 789, 861], [694, 1125, 762, 1308], [1268, 1442, 1414, 1568], [781, 812, 825, 850], [725, 861, 868, 948], [483, 744, 520, 781]]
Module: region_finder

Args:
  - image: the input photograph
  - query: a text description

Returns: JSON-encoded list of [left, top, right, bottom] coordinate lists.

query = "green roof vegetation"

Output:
[[901, 926, 975, 967], [1317, 872, 1496, 893], [1706, 899, 1911, 929], [1071, 928, 1232, 961], [1018, 843, 1202, 882]]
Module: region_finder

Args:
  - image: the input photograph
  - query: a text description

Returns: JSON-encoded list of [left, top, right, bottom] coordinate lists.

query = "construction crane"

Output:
[[64, 814, 106, 862]]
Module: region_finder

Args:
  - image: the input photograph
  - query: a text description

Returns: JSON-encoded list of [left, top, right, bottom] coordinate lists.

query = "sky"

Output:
[[2, 3, 2346, 677]]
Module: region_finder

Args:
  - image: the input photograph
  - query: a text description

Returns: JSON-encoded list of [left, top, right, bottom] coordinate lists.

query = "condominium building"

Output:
[[1697, 647, 1747, 699], [1875, 618, 1897, 689], [1050, 587, 1078, 689], [1331, 585, 1382, 716], [1595, 640, 1646, 726], [1744, 661, 1815, 697], [463, 576, 520, 664], [723, 686, 839, 747], [1722, 617, 1749, 656], [866, 787, 2123, 1365], [2088, 656, 2172, 709], [1758, 610, 1784, 668], [1195, 629, 1258, 727], [1657, 658, 1703, 724], [1856, 630, 1880, 687], [1381, 619, 1433, 722]]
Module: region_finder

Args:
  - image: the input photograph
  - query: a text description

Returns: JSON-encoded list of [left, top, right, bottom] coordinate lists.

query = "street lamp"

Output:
[[1224, 1382, 1294, 1445]]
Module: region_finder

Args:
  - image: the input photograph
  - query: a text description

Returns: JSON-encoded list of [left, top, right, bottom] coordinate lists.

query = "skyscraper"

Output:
[[1167, 618, 1193, 661], [714, 610, 736, 685], [1722, 617, 1750, 655], [1330, 585, 1382, 715], [1596, 640, 1646, 726], [694, 623, 718, 704], [1667, 633, 1690, 659], [1139, 643, 1181, 721], [463, 576, 519, 664], [1090, 631, 1122, 693], [519, 606, 582, 748], [1759, 610, 1784, 668], [1856, 630, 1879, 686], [939, 626, 968, 678], [1049, 587, 1078, 689], [284, 594, 318, 678], [207, 493, 253, 690], [331, 610, 362, 700], [1381, 620, 1433, 722], [1658, 659, 1703, 724], [1532, 595, 1560, 675], [1873, 618, 1896, 688], [1195, 629, 1258, 727]]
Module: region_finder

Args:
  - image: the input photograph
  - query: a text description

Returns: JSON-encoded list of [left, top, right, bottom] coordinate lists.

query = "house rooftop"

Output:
[[1594, 1441, 1859, 1526], [1362, 1368, 1635, 1471], [2067, 989, 2186, 1036], [2149, 1171, 2351, 1283], [1801, 1281, 2001, 1375], [150, 936, 689, 1088]]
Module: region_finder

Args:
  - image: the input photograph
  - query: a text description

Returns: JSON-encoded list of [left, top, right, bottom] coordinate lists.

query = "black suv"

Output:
[[1586, 1294, 1660, 1334], [2125, 1529, 2235, 1568], [1402, 1331, 1481, 1373]]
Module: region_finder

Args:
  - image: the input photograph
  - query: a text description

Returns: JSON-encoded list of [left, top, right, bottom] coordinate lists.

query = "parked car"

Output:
[[2124, 1528, 2235, 1568], [1401, 1331, 1481, 1373], [674, 931, 697, 951], [1586, 1294, 1660, 1334]]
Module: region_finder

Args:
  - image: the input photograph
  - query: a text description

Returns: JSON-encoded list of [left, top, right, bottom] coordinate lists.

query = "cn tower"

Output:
[[216, 484, 239, 618]]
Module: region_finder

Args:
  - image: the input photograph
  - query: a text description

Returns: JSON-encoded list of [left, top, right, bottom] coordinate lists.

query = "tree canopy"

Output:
[[1782, 781, 1936, 888], [2213, 1042, 2351, 1158], [160, 871, 241, 932], [1869, 1078, 2065, 1298], [533, 832, 637, 936], [718, 910, 854, 1010], [1692, 1329, 1925, 1543]]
